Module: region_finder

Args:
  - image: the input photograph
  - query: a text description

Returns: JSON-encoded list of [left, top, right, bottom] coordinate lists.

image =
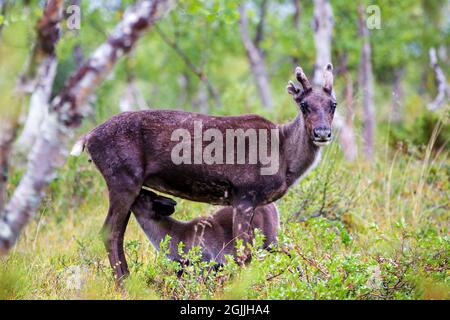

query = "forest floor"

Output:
[[0, 137, 448, 300]]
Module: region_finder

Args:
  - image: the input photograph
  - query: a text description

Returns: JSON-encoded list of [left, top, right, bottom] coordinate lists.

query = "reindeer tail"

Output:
[[70, 135, 87, 157]]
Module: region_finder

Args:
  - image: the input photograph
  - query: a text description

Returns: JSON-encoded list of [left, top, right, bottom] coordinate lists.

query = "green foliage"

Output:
[[2, 136, 448, 299], [388, 111, 449, 152], [0, 0, 448, 300]]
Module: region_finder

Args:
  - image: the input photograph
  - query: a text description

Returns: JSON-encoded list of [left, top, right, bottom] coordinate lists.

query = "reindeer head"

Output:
[[131, 189, 177, 219], [287, 64, 336, 146]]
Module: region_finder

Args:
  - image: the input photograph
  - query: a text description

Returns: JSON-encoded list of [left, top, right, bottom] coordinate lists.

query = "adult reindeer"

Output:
[[71, 64, 336, 282]]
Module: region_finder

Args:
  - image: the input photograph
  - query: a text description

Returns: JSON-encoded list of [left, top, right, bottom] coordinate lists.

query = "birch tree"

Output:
[[311, 0, 333, 86], [119, 59, 148, 112], [428, 47, 449, 111], [358, 4, 375, 160], [311, 0, 357, 161], [290, 0, 301, 67], [391, 67, 404, 122], [335, 55, 358, 161], [15, 0, 64, 153], [0, 0, 63, 212], [0, 0, 173, 254], [119, 75, 148, 112], [239, 1, 273, 109]]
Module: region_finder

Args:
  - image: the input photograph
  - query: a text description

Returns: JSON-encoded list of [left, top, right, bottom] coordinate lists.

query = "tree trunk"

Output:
[[428, 47, 449, 111], [311, 0, 356, 160], [0, 0, 173, 254], [15, 0, 64, 152], [358, 5, 375, 160], [15, 56, 58, 152], [177, 72, 189, 107], [239, 3, 273, 109], [291, 0, 301, 67], [311, 0, 333, 86], [391, 67, 404, 122], [293, 0, 300, 29], [0, 117, 19, 213], [119, 75, 148, 112], [334, 70, 357, 161], [0, 0, 63, 211], [192, 82, 209, 114]]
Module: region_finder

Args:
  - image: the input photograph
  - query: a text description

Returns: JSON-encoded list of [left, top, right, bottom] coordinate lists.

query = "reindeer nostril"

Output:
[[313, 129, 320, 138], [313, 128, 331, 140]]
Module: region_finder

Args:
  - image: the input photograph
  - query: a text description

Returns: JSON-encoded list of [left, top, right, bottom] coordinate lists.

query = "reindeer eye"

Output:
[[330, 102, 337, 113], [300, 102, 308, 113]]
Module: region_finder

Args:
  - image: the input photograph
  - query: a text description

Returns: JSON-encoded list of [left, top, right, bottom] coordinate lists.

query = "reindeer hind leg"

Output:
[[102, 175, 143, 284]]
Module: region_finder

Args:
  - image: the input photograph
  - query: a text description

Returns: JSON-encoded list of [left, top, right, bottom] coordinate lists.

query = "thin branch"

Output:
[[295, 246, 330, 278], [292, 0, 300, 30], [254, 0, 268, 49], [73, 44, 83, 68], [297, 210, 324, 223], [0, 0, 9, 39], [155, 24, 222, 108]]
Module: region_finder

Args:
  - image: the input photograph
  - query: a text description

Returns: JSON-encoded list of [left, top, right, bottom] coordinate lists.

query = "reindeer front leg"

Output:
[[232, 202, 256, 265]]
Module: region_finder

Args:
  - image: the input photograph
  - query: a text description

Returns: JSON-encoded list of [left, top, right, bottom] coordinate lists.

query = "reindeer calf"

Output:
[[131, 189, 279, 264]]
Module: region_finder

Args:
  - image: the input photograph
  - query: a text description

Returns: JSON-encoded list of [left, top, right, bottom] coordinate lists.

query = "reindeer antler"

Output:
[[287, 66, 312, 101], [295, 66, 312, 91], [322, 63, 334, 94], [286, 80, 301, 98]]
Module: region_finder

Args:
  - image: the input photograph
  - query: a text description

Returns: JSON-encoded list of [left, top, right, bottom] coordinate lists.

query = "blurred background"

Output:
[[0, 0, 448, 299]]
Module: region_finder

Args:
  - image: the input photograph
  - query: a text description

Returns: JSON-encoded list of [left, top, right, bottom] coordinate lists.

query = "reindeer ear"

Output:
[[153, 197, 177, 216], [323, 63, 334, 94], [295, 66, 312, 91]]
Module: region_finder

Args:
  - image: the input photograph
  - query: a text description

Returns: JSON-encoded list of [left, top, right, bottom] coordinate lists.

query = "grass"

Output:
[[0, 120, 448, 300]]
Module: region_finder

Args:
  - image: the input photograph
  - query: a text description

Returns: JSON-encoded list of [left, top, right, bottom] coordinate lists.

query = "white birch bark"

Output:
[[311, 0, 357, 161], [15, 57, 58, 152], [358, 5, 375, 160], [428, 47, 449, 111], [0, 119, 18, 213], [311, 0, 333, 86], [0, 0, 173, 254], [0, 0, 63, 212]]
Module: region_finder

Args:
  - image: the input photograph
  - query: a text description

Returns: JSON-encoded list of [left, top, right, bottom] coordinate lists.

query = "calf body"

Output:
[[131, 190, 279, 264]]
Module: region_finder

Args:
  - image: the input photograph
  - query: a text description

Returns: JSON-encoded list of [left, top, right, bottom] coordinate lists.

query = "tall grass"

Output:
[[1, 121, 448, 299]]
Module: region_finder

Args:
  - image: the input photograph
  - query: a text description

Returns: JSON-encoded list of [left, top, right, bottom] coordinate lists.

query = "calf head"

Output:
[[131, 189, 177, 219], [287, 64, 337, 146]]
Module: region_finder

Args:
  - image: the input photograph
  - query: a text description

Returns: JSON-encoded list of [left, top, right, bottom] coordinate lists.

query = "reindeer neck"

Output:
[[139, 216, 182, 250], [280, 113, 321, 186]]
